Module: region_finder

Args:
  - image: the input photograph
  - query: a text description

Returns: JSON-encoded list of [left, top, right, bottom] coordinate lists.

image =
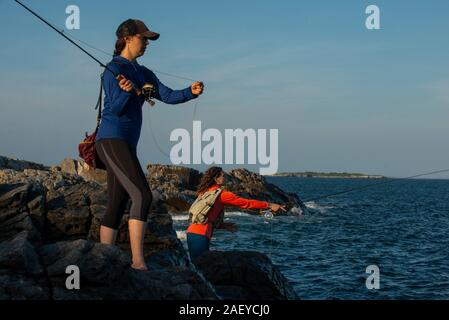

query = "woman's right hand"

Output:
[[117, 75, 134, 92], [269, 203, 287, 213]]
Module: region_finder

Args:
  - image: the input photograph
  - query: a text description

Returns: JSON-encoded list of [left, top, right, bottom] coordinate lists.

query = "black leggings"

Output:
[[96, 138, 152, 229]]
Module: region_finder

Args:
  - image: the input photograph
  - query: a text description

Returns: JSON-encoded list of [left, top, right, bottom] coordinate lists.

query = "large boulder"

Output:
[[192, 250, 299, 300], [147, 164, 202, 191], [228, 168, 300, 205], [0, 231, 44, 276], [146, 164, 201, 213], [58, 158, 107, 185], [0, 183, 43, 243], [38, 239, 218, 300], [0, 231, 217, 300], [0, 230, 217, 300], [0, 231, 50, 300]]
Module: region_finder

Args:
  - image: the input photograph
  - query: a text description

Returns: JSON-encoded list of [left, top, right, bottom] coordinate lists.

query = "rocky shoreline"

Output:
[[0, 155, 302, 300], [272, 172, 385, 179]]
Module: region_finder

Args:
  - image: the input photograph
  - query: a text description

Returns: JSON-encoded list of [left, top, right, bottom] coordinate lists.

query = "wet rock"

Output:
[[193, 250, 299, 300]]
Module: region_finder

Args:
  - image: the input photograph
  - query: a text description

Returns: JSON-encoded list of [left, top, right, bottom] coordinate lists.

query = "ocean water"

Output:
[[173, 177, 449, 299]]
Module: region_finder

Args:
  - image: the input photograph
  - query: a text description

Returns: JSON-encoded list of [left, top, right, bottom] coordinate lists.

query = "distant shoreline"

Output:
[[269, 172, 386, 179]]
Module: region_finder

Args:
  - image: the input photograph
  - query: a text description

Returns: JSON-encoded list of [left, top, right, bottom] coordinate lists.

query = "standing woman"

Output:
[[186, 167, 286, 260], [96, 19, 204, 271]]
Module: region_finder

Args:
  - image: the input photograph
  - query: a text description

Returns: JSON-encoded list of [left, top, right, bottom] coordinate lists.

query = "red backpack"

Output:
[[78, 74, 106, 170]]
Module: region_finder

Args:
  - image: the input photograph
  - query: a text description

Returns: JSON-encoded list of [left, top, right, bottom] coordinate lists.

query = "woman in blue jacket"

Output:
[[96, 19, 204, 271]]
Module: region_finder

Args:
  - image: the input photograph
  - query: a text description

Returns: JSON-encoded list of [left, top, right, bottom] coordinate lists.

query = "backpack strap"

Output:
[[211, 186, 225, 227], [94, 73, 104, 133], [189, 186, 225, 224]]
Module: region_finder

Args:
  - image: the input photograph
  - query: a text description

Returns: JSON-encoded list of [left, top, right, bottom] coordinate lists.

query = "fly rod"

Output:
[[14, 0, 156, 105]]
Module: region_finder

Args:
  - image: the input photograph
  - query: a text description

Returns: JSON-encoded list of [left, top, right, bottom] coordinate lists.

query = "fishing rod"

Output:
[[59, 30, 199, 83], [14, 0, 156, 106], [61, 29, 201, 158], [61, 30, 202, 158], [18, 4, 202, 159], [15, 1, 201, 158]]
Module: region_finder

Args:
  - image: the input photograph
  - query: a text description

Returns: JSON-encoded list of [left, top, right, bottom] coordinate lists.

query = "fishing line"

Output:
[[14, 0, 114, 76], [144, 108, 172, 159], [15, 0, 202, 159], [263, 210, 274, 260], [62, 30, 202, 151], [263, 168, 449, 264], [61, 27, 202, 160], [143, 78, 202, 160], [63, 30, 198, 82], [303, 168, 449, 203], [15, 0, 162, 107]]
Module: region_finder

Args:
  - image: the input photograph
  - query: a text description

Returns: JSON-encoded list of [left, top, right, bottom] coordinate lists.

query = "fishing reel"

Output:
[[141, 83, 156, 106], [116, 75, 156, 106]]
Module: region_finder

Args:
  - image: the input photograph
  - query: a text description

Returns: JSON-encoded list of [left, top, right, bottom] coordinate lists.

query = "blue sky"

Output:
[[1, 0, 449, 178]]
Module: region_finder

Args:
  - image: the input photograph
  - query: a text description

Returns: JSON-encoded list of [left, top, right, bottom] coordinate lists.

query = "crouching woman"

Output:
[[186, 167, 286, 259]]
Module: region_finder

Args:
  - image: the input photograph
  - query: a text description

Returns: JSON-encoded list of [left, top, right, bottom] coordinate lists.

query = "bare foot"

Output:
[[131, 263, 148, 271]]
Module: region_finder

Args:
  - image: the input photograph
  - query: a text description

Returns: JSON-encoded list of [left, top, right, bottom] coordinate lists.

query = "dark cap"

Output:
[[116, 19, 160, 40]]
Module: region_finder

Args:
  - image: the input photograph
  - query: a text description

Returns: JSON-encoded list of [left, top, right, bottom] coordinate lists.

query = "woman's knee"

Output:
[[140, 190, 153, 215], [129, 190, 152, 221], [102, 214, 122, 230]]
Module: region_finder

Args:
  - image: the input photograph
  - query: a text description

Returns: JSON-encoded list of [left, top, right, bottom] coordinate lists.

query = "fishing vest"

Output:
[[189, 187, 225, 225]]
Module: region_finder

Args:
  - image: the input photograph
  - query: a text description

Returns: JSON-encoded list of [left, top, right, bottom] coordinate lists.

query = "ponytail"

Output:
[[113, 38, 126, 56]]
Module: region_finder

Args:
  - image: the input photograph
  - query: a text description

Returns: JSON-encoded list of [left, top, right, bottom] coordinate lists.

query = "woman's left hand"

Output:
[[191, 81, 204, 95]]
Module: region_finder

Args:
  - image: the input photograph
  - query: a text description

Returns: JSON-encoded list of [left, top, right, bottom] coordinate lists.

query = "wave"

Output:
[[171, 214, 189, 221], [176, 230, 187, 241], [225, 211, 252, 217], [289, 206, 304, 215], [304, 201, 335, 213]]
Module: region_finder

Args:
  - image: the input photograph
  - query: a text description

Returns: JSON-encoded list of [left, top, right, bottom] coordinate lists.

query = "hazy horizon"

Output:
[[1, 0, 448, 179]]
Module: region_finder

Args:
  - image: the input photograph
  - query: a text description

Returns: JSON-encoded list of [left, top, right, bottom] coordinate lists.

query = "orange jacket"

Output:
[[186, 184, 269, 239]]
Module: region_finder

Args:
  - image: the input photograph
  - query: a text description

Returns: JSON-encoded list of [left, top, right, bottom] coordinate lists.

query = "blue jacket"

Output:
[[96, 55, 197, 152]]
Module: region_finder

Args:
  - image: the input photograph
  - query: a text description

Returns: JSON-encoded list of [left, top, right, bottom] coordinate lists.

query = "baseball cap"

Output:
[[116, 19, 160, 40]]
